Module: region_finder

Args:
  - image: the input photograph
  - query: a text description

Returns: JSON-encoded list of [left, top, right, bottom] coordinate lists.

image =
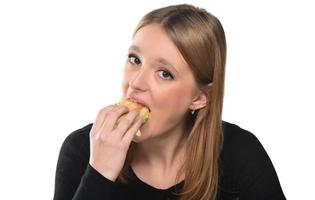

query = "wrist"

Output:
[[89, 162, 119, 182]]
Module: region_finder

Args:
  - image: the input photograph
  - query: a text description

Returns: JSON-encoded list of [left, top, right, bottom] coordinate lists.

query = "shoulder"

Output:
[[63, 123, 92, 146], [219, 121, 285, 198], [59, 123, 93, 159], [220, 121, 270, 170], [221, 121, 265, 155], [56, 123, 93, 177], [220, 121, 269, 184], [54, 124, 93, 199]]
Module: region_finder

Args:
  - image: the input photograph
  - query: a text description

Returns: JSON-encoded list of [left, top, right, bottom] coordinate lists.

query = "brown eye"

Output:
[[128, 54, 141, 65], [158, 70, 174, 80]]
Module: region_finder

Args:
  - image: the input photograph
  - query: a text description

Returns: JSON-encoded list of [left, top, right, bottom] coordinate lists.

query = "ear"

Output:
[[189, 83, 212, 111]]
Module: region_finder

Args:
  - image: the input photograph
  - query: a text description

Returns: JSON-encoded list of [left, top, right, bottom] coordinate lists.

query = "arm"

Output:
[[54, 104, 141, 200], [53, 124, 117, 200], [72, 164, 117, 200]]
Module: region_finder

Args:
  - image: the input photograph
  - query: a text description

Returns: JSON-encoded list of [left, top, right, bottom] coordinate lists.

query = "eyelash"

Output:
[[127, 53, 174, 80], [128, 53, 141, 65], [157, 69, 174, 80]]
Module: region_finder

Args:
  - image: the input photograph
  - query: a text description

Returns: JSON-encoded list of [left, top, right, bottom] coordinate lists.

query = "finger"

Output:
[[90, 105, 116, 137], [122, 114, 142, 144], [99, 105, 129, 134], [114, 109, 139, 138]]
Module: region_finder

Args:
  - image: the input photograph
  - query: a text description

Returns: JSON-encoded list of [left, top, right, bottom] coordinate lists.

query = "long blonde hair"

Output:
[[119, 4, 227, 200]]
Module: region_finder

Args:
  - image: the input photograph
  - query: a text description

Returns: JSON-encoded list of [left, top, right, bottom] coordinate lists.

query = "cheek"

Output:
[[155, 84, 193, 112]]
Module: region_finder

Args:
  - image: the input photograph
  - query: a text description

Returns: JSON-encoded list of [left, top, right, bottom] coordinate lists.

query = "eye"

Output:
[[158, 69, 174, 80], [128, 54, 141, 65]]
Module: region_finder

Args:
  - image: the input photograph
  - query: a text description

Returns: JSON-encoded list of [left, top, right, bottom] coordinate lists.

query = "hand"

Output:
[[89, 105, 141, 181]]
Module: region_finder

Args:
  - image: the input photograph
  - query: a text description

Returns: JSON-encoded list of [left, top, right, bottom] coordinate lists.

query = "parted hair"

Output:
[[119, 4, 227, 200]]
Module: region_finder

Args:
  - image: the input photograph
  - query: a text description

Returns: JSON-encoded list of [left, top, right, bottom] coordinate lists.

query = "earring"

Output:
[[191, 110, 195, 115]]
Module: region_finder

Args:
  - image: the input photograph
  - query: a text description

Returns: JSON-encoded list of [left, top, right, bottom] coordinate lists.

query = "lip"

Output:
[[127, 95, 150, 111]]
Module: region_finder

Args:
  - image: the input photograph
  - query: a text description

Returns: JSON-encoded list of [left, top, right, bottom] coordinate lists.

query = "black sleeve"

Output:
[[72, 164, 118, 200], [53, 124, 118, 200]]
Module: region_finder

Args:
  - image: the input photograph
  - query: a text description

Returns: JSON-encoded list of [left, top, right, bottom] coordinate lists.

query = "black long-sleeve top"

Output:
[[54, 121, 286, 200]]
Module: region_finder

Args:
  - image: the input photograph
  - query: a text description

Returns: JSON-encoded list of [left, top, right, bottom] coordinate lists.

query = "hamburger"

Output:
[[116, 98, 150, 137]]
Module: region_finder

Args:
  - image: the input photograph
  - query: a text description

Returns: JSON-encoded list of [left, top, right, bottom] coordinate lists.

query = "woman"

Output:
[[54, 4, 286, 200]]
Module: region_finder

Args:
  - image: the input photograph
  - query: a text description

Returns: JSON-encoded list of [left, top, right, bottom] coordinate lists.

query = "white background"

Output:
[[0, 0, 314, 199]]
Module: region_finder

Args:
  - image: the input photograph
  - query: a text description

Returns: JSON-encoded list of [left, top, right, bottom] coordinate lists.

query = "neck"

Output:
[[133, 124, 188, 172]]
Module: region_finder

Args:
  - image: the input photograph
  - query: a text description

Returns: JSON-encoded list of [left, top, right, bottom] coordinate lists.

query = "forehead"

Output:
[[131, 23, 190, 74]]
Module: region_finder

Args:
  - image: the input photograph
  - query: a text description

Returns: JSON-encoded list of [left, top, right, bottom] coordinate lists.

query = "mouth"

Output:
[[126, 96, 151, 112]]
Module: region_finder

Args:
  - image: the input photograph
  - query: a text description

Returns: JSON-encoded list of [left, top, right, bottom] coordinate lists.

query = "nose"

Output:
[[128, 68, 149, 91]]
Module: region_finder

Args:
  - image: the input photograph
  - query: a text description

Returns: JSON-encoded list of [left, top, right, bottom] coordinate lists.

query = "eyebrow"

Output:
[[128, 45, 179, 74], [129, 45, 141, 53], [157, 58, 179, 74]]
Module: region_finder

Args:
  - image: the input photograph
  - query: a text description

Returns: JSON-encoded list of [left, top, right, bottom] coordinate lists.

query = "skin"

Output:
[[90, 23, 208, 188]]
